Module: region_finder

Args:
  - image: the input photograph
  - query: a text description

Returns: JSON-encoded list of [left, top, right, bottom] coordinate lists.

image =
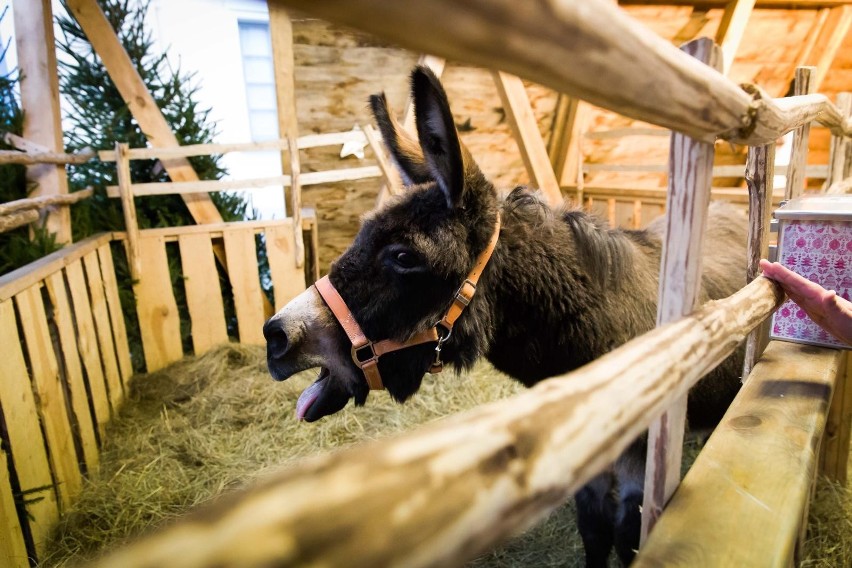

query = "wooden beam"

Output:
[[271, 0, 852, 146], [741, 142, 776, 379], [492, 71, 563, 207], [785, 67, 817, 200], [116, 143, 141, 280], [642, 37, 720, 543], [0, 149, 94, 166], [814, 6, 852, 91], [826, 92, 852, 187], [672, 8, 710, 45], [0, 189, 93, 216], [65, 0, 223, 225], [364, 124, 403, 200], [85, 276, 784, 568], [548, 94, 588, 195], [13, 0, 71, 243], [714, 0, 756, 75], [636, 341, 845, 567], [0, 210, 39, 234], [269, 4, 304, 270]]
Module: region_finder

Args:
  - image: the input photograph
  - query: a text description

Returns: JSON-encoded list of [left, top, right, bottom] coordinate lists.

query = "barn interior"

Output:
[[0, 0, 850, 567]]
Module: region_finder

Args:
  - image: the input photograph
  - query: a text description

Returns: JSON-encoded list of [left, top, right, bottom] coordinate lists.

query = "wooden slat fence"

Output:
[[0, 234, 130, 560], [57, 1, 849, 567]]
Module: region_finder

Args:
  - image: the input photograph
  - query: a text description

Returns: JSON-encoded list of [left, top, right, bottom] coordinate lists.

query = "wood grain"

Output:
[[637, 341, 844, 567], [177, 233, 228, 355], [88, 277, 784, 568], [223, 228, 266, 345], [83, 251, 123, 412], [266, 222, 307, 310]]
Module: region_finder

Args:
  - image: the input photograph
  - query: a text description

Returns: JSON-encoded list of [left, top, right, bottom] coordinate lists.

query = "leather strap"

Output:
[[314, 212, 501, 390]]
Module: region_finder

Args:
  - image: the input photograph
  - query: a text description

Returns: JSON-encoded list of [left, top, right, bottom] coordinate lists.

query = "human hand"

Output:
[[760, 259, 852, 345]]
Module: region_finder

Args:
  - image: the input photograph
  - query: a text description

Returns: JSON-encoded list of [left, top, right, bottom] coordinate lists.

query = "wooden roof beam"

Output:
[[714, 0, 757, 75]]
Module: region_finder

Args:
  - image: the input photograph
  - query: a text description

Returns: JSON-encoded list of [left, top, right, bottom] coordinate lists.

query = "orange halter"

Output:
[[314, 214, 501, 390]]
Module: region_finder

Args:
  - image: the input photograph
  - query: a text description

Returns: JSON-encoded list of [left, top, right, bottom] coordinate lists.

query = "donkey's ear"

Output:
[[411, 66, 465, 209], [369, 93, 432, 187]]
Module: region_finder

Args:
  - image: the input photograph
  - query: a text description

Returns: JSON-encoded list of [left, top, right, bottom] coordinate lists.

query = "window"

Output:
[[238, 21, 278, 141]]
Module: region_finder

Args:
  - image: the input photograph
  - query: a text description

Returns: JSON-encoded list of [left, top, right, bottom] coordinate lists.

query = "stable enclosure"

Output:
[[2, 0, 852, 567]]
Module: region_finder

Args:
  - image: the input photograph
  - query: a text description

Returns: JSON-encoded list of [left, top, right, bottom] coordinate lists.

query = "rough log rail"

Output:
[[0, 148, 95, 165], [0, 188, 94, 215], [88, 277, 784, 568], [271, 0, 852, 145]]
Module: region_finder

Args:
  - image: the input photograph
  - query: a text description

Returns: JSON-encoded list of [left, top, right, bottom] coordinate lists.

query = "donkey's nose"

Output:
[[263, 318, 290, 360]]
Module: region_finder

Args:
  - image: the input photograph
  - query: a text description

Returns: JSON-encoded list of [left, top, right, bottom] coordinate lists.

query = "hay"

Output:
[[41, 344, 851, 567]]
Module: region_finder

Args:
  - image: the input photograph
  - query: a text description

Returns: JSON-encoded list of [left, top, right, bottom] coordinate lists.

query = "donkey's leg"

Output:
[[613, 438, 647, 566], [575, 471, 616, 568]]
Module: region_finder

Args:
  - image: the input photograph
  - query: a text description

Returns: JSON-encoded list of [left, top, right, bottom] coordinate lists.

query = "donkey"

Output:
[[263, 66, 747, 567]]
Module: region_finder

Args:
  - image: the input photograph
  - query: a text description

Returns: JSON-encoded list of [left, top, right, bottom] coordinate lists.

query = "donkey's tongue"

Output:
[[296, 369, 329, 421]]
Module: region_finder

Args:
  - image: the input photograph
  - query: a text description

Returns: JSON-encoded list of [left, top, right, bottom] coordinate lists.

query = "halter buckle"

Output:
[[351, 342, 378, 369]]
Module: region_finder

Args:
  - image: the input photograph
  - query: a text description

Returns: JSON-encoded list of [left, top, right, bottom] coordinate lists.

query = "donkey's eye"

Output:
[[384, 246, 424, 273], [394, 251, 417, 268]]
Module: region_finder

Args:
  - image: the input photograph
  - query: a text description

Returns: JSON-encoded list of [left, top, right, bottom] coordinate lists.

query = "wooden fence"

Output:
[[2, 1, 852, 566], [58, 1, 848, 567]]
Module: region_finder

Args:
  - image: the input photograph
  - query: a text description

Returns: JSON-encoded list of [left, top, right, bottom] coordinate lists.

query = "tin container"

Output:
[[770, 194, 852, 349]]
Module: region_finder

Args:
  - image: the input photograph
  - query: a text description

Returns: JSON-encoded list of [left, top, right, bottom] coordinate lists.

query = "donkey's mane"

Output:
[[502, 186, 644, 290]]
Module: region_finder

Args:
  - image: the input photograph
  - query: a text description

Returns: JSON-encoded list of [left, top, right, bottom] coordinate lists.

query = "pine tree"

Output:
[[57, 0, 252, 236], [55, 0, 258, 365]]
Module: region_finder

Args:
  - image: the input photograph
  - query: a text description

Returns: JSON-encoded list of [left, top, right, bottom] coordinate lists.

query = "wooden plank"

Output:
[[133, 236, 183, 372], [492, 71, 562, 208], [83, 251, 123, 412], [0, 300, 58, 553], [223, 228, 266, 345], [785, 67, 817, 200], [0, 188, 93, 215], [741, 143, 776, 379], [274, 0, 852, 146], [105, 167, 382, 198], [13, 0, 71, 243], [65, 0, 223, 225], [0, 446, 28, 568], [714, 0, 756, 75], [583, 127, 669, 140], [794, 8, 830, 70], [85, 278, 785, 568], [96, 131, 369, 162], [269, 2, 298, 218], [636, 341, 845, 567], [813, 6, 852, 91], [97, 245, 133, 385], [0, 232, 114, 302], [266, 222, 307, 310], [0, 210, 39, 234], [641, 36, 720, 546], [826, 92, 852, 188], [65, 260, 111, 438], [44, 271, 99, 472], [116, 143, 141, 280], [672, 8, 710, 45], [177, 233, 228, 355], [821, 352, 852, 483], [15, 285, 82, 510]]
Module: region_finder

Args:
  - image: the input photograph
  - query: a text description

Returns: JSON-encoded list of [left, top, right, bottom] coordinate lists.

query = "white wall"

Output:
[[148, 0, 284, 219]]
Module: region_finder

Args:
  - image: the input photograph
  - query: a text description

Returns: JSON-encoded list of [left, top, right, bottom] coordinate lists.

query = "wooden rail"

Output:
[[637, 341, 846, 566], [271, 0, 852, 145], [86, 277, 784, 568]]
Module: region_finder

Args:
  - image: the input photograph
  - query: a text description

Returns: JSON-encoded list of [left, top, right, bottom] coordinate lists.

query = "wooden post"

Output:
[[269, 5, 305, 269], [826, 92, 852, 188], [13, 0, 71, 244], [492, 71, 563, 208], [641, 37, 720, 544], [741, 143, 776, 380], [785, 67, 817, 200], [116, 143, 141, 280]]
